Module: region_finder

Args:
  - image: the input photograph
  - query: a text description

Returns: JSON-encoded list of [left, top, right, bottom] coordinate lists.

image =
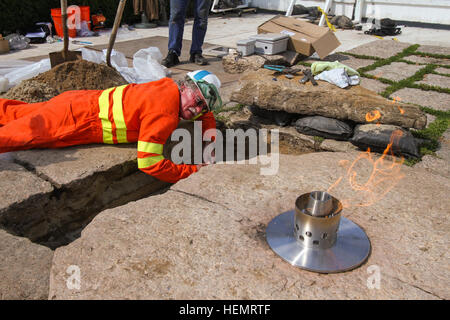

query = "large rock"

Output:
[[222, 51, 302, 74], [0, 160, 53, 240], [4, 121, 197, 248], [0, 229, 53, 299], [49, 153, 449, 299], [231, 69, 427, 129]]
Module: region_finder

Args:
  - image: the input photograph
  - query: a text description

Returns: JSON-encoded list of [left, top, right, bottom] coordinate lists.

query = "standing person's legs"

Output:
[[168, 0, 189, 56], [162, 0, 189, 67], [190, 0, 210, 54], [190, 0, 210, 65]]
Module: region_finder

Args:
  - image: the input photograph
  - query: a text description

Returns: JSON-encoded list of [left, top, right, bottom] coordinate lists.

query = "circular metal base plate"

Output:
[[266, 210, 371, 273]]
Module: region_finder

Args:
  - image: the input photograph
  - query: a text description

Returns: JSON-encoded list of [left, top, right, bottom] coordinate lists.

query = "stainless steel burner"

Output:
[[266, 191, 371, 273]]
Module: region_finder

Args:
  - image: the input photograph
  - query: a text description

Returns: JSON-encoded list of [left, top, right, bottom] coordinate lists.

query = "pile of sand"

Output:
[[4, 60, 128, 103]]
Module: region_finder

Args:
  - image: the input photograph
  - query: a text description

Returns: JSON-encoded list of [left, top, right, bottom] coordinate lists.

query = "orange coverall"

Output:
[[0, 78, 216, 183]]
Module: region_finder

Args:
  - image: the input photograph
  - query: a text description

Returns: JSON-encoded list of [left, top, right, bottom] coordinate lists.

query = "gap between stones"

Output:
[[0, 157, 171, 250]]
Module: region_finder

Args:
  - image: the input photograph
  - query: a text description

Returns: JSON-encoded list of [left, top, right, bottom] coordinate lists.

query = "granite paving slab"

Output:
[[391, 88, 450, 112], [49, 153, 449, 299], [403, 55, 450, 66], [417, 73, 450, 89], [304, 53, 376, 70], [435, 67, 450, 75], [418, 45, 450, 56], [0, 230, 53, 299], [345, 40, 412, 59], [367, 62, 423, 81], [359, 77, 389, 94]]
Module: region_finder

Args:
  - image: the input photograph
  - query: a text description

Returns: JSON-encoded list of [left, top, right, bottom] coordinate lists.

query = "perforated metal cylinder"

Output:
[[294, 192, 342, 249], [306, 191, 334, 217]]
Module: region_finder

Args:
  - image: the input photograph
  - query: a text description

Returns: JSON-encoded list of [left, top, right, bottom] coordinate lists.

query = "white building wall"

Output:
[[249, 0, 450, 25]]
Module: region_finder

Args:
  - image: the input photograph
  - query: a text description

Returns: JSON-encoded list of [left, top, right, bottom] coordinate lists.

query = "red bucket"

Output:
[[80, 6, 91, 30], [51, 6, 91, 38], [51, 8, 77, 38]]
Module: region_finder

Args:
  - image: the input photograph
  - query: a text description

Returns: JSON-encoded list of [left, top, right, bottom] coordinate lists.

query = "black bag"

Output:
[[294, 116, 353, 140], [248, 105, 296, 127], [350, 124, 420, 158], [364, 18, 402, 36]]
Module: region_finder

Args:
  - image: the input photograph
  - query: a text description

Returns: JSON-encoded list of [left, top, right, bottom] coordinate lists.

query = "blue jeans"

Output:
[[168, 0, 210, 56]]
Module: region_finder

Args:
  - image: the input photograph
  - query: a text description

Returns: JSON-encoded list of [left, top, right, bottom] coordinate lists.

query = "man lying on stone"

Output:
[[0, 70, 222, 183]]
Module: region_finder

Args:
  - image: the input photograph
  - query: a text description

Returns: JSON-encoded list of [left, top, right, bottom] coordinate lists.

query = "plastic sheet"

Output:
[[4, 58, 51, 89], [0, 76, 9, 93], [6, 34, 30, 50], [81, 47, 168, 84], [351, 124, 420, 158], [295, 116, 353, 140], [314, 68, 360, 89], [0, 60, 34, 76]]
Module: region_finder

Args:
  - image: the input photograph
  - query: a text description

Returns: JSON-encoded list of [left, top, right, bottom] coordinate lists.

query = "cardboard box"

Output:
[[258, 15, 341, 59], [0, 34, 10, 54]]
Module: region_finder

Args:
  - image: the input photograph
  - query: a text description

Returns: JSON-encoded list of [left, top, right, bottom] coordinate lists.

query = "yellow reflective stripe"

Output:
[[137, 141, 163, 155], [138, 155, 165, 168], [98, 88, 114, 144], [112, 85, 129, 143]]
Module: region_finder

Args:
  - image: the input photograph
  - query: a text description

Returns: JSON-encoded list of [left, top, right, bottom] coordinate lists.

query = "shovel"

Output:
[[49, 0, 82, 68], [106, 0, 127, 67]]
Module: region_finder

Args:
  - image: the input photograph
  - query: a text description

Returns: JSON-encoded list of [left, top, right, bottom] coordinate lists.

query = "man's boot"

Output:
[[162, 50, 180, 67], [189, 52, 208, 66]]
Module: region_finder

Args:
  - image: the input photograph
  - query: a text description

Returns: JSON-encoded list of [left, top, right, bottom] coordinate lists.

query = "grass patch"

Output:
[[410, 117, 449, 159], [357, 44, 420, 75], [359, 73, 394, 85], [419, 107, 450, 118], [413, 51, 450, 60], [408, 83, 450, 94], [297, 61, 312, 67], [300, 43, 449, 164], [412, 117, 449, 142], [431, 71, 450, 77], [213, 103, 244, 116], [314, 136, 325, 143], [380, 64, 439, 98], [335, 52, 382, 61]]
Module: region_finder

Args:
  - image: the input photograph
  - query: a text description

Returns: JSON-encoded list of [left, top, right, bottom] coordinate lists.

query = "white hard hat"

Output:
[[186, 70, 222, 111], [187, 70, 221, 89]]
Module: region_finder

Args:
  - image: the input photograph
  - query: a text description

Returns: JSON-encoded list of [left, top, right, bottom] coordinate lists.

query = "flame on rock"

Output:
[[366, 110, 382, 122], [327, 130, 405, 208], [391, 96, 405, 114]]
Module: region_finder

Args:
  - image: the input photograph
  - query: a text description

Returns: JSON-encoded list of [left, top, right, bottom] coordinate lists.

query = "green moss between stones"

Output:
[[299, 43, 450, 163], [413, 51, 450, 60]]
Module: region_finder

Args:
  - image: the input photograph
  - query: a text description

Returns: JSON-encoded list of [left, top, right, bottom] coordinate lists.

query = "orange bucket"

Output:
[[79, 6, 91, 30], [51, 8, 77, 38]]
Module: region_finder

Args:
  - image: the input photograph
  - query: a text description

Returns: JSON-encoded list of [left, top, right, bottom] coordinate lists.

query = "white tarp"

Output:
[[80, 46, 168, 84], [1, 46, 168, 92]]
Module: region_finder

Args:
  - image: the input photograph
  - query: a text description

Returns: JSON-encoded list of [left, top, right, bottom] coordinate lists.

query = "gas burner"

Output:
[[266, 191, 371, 273]]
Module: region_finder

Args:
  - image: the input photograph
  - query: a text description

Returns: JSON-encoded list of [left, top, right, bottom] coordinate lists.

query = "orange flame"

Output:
[[366, 110, 381, 122], [327, 130, 405, 208], [391, 96, 405, 114]]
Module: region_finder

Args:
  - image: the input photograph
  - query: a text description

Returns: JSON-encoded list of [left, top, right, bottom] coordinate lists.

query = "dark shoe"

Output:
[[190, 53, 208, 65], [162, 51, 180, 68]]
